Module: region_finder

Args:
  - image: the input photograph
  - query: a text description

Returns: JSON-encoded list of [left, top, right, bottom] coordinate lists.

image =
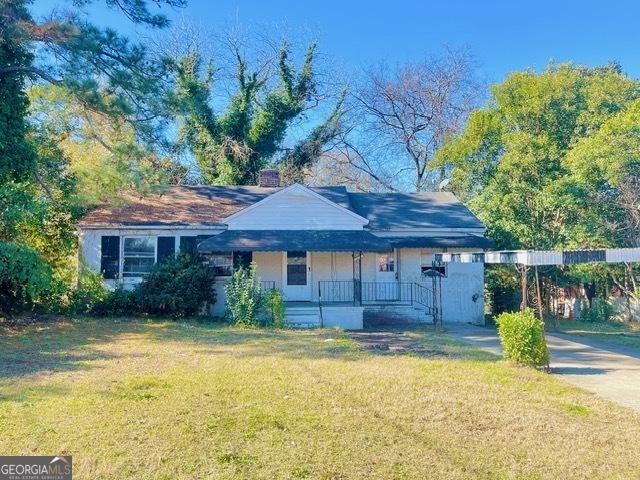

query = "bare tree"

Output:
[[349, 49, 482, 191]]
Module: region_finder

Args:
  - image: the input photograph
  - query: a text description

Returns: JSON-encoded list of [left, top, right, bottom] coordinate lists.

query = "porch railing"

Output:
[[259, 280, 277, 291], [360, 282, 413, 305], [317, 280, 440, 324], [318, 280, 359, 305]]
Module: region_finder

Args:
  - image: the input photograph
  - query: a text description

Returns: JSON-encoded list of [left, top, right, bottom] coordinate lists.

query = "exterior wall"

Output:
[[309, 252, 355, 301], [439, 261, 484, 324], [362, 247, 485, 324], [210, 279, 227, 317], [252, 252, 283, 285], [78, 227, 225, 289], [226, 186, 366, 230], [321, 306, 363, 329], [79, 228, 487, 325]]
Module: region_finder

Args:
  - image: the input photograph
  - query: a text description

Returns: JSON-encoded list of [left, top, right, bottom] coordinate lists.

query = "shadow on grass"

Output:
[[0, 317, 141, 379], [0, 317, 497, 381], [347, 325, 498, 361]]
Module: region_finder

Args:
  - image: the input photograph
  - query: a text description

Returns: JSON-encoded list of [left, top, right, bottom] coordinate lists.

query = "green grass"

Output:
[[1, 317, 640, 479], [558, 319, 640, 350]]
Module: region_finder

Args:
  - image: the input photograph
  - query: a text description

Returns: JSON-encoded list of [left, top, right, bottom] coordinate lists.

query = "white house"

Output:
[[77, 169, 492, 329]]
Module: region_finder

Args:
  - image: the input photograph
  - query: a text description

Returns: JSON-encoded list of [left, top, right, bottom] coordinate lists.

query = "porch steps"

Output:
[[285, 305, 322, 328], [364, 306, 434, 327]]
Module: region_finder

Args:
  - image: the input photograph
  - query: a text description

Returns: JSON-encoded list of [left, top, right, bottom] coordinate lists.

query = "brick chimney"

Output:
[[259, 168, 280, 188]]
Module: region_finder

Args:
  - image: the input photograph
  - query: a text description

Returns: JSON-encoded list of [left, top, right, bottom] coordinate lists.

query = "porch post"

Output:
[[352, 252, 356, 305], [359, 251, 363, 306]]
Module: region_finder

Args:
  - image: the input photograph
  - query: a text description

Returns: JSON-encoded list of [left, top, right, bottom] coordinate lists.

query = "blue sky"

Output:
[[33, 0, 640, 83]]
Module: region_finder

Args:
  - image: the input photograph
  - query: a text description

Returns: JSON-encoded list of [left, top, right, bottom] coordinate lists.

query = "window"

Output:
[[123, 237, 156, 277], [377, 252, 395, 272], [209, 253, 233, 276], [286, 251, 307, 285], [233, 251, 253, 269]]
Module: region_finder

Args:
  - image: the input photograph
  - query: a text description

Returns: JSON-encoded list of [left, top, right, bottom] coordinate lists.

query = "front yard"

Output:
[[558, 319, 640, 350], [1, 318, 640, 479]]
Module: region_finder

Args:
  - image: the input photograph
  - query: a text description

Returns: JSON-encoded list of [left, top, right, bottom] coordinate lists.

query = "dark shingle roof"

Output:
[[79, 185, 484, 231], [347, 192, 484, 230], [386, 235, 494, 249], [198, 230, 392, 253], [79, 185, 351, 226]]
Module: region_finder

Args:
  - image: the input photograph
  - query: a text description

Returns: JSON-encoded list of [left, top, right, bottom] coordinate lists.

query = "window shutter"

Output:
[[179, 236, 197, 255], [157, 237, 176, 263], [100, 236, 120, 279]]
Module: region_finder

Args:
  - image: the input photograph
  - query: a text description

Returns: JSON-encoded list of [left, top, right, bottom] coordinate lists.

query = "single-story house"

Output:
[[77, 169, 492, 329]]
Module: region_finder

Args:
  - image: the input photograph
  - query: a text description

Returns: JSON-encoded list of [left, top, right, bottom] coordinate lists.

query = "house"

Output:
[[77, 169, 492, 329]]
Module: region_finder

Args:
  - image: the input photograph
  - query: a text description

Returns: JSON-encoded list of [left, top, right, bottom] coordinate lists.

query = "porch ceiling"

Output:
[[197, 230, 392, 253]]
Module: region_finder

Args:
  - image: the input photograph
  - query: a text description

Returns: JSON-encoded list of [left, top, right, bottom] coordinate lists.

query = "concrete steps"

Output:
[[364, 306, 434, 327], [285, 305, 321, 328]]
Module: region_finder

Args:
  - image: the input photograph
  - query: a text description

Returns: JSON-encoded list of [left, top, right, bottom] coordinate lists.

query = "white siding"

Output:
[[439, 262, 484, 324], [362, 247, 485, 324], [253, 252, 283, 285], [226, 186, 366, 230], [79, 227, 225, 289], [310, 252, 354, 301]]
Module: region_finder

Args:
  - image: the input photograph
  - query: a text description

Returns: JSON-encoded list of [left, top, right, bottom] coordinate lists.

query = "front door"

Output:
[[282, 251, 311, 301], [375, 251, 399, 300]]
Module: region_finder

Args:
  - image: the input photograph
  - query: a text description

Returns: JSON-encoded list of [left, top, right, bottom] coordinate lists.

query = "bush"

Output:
[[486, 265, 521, 316], [496, 308, 550, 368], [225, 263, 262, 326], [93, 287, 136, 317], [135, 253, 216, 317], [579, 299, 615, 323], [0, 242, 52, 315], [264, 288, 286, 328], [68, 267, 108, 315]]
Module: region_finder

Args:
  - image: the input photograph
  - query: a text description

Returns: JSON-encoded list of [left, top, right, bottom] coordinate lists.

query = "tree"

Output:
[[169, 40, 346, 185], [563, 99, 640, 301], [0, 0, 184, 313], [436, 63, 640, 313], [348, 49, 481, 191], [29, 85, 189, 206], [437, 63, 639, 250]]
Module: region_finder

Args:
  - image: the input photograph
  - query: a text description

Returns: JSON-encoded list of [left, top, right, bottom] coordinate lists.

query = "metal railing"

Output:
[[318, 280, 358, 305], [360, 281, 414, 305], [259, 280, 277, 291], [317, 279, 441, 325]]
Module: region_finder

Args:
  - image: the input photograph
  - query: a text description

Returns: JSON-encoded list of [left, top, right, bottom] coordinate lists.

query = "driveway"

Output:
[[446, 323, 640, 412]]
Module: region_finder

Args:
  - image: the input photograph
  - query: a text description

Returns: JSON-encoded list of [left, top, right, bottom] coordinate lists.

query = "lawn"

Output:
[[558, 319, 640, 350], [1, 318, 640, 479]]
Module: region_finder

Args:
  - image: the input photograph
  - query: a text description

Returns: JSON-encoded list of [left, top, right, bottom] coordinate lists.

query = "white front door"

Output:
[[282, 251, 311, 301], [375, 251, 399, 300]]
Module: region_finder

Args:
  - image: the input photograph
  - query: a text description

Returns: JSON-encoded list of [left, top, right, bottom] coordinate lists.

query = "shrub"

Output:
[[485, 265, 521, 316], [0, 242, 52, 315], [135, 253, 216, 317], [496, 308, 550, 368], [264, 288, 286, 328], [225, 263, 262, 326], [579, 299, 615, 323], [68, 267, 109, 314], [93, 287, 136, 317]]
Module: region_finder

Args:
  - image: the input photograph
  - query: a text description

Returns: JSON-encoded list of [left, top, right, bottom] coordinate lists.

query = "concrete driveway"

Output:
[[446, 323, 640, 412]]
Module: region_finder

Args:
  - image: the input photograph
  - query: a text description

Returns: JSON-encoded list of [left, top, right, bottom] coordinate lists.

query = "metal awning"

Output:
[[197, 230, 393, 253], [386, 235, 494, 249]]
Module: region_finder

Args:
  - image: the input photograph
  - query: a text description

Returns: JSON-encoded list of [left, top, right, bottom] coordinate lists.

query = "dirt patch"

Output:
[[348, 330, 446, 356]]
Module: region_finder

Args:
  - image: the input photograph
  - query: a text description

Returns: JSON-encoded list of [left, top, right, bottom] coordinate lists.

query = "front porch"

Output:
[[198, 231, 441, 329]]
